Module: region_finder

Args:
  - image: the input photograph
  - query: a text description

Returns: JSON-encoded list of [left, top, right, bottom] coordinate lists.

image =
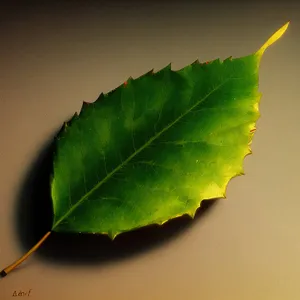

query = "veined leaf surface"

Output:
[[51, 23, 289, 239]]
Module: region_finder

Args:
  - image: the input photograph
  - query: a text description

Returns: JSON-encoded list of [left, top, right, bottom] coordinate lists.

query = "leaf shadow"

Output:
[[15, 127, 219, 267]]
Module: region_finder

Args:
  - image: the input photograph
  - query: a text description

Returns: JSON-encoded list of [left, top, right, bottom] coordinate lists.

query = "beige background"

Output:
[[0, 1, 299, 299]]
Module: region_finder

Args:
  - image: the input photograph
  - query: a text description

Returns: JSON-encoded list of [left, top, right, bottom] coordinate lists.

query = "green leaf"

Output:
[[51, 22, 289, 239]]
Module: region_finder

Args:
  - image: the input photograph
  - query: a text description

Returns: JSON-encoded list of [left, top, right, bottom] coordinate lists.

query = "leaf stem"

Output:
[[0, 231, 51, 278]]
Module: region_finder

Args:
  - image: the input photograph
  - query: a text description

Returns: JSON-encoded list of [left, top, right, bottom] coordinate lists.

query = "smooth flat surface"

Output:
[[0, 1, 299, 300]]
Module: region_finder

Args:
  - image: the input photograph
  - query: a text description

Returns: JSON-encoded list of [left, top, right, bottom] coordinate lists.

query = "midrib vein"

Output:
[[53, 78, 229, 229]]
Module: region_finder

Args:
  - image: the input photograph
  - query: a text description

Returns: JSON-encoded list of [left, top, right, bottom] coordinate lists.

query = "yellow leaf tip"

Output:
[[257, 21, 290, 57]]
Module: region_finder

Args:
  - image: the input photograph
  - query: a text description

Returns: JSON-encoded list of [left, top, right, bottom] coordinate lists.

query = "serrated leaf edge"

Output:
[[51, 22, 289, 240]]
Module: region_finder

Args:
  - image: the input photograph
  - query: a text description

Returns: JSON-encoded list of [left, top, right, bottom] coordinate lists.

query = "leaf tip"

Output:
[[257, 21, 290, 57]]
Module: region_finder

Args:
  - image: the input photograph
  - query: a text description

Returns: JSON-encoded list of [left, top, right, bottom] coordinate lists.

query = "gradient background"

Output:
[[0, 1, 299, 299]]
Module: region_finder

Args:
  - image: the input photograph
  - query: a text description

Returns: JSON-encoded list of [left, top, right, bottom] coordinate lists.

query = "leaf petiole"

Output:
[[0, 231, 51, 278]]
